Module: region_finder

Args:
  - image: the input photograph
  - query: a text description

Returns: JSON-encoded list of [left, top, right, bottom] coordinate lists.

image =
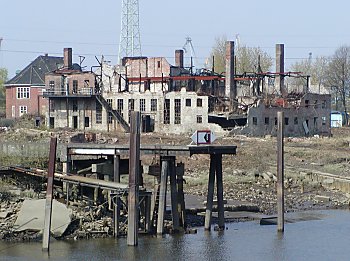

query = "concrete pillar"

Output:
[[276, 44, 286, 96], [175, 50, 184, 68], [225, 41, 236, 108]]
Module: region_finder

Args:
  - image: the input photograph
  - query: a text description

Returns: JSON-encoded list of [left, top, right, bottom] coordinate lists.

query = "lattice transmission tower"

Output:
[[118, 0, 142, 63]]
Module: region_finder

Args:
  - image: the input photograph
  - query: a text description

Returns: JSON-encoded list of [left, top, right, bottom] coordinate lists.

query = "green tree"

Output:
[[0, 68, 8, 109], [209, 35, 272, 74]]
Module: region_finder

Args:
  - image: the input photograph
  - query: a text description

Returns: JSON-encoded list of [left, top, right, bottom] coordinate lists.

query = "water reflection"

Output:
[[1, 210, 350, 261]]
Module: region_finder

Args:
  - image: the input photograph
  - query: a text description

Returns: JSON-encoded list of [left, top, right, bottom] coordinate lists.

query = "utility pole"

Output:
[[118, 0, 142, 63], [0, 37, 3, 67]]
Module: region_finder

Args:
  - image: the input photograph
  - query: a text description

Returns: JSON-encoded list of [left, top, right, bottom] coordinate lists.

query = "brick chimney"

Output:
[[64, 48, 72, 69], [175, 49, 184, 68]]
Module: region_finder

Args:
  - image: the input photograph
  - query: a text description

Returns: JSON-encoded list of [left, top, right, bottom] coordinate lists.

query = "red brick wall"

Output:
[[5, 85, 48, 118]]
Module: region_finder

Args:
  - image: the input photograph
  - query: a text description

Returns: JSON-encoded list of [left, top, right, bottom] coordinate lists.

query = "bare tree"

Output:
[[209, 35, 272, 75], [0, 68, 7, 109], [325, 46, 350, 123]]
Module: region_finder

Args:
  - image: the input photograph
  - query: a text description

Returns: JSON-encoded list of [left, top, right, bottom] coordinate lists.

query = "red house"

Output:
[[5, 55, 63, 119]]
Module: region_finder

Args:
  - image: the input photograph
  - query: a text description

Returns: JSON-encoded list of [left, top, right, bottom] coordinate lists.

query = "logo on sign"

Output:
[[191, 130, 216, 145]]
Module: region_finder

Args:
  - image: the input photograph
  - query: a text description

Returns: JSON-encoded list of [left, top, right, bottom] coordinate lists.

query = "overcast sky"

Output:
[[1, 0, 350, 78]]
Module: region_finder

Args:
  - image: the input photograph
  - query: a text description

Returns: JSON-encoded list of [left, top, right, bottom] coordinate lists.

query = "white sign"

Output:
[[191, 130, 216, 145]]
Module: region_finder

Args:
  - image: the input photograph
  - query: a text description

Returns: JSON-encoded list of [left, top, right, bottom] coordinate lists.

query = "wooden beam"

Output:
[[127, 111, 140, 246], [215, 154, 225, 230], [204, 154, 216, 231], [157, 156, 169, 235], [42, 137, 57, 251], [277, 111, 285, 232], [169, 156, 180, 231]]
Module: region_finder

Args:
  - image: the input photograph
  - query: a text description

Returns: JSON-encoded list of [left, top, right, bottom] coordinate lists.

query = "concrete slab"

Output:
[[14, 199, 72, 237]]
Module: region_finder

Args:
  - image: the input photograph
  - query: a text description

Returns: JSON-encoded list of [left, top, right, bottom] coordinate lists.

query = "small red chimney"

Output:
[[64, 48, 72, 69], [175, 49, 184, 68]]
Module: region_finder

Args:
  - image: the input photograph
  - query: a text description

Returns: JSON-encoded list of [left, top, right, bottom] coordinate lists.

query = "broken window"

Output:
[[107, 98, 113, 108], [157, 61, 161, 68], [174, 99, 181, 124], [274, 117, 278, 125], [264, 117, 269, 125], [322, 116, 326, 125], [96, 102, 102, 124], [314, 117, 318, 128], [164, 99, 170, 124], [84, 79, 90, 88], [186, 99, 191, 107], [151, 99, 157, 112], [197, 115, 203, 123], [252, 117, 257, 125], [49, 80, 55, 90], [285, 117, 289, 125], [140, 99, 146, 112], [84, 117, 89, 127], [305, 100, 309, 108], [72, 99, 78, 112], [197, 98, 202, 107], [294, 117, 298, 125], [73, 80, 78, 94], [117, 99, 124, 115], [129, 99, 135, 111], [108, 112, 113, 124]]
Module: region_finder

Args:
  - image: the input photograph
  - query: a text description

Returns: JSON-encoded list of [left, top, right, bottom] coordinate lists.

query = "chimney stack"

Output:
[[175, 49, 184, 68], [276, 44, 286, 96], [225, 41, 236, 103], [64, 48, 72, 69]]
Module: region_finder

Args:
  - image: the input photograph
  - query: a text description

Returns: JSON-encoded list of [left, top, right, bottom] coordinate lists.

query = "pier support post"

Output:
[[127, 111, 140, 246], [169, 156, 180, 231], [216, 154, 225, 230], [113, 153, 120, 238], [176, 163, 186, 228], [277, 111, 285, 232], [42, 137, 57, 251], [157, 156, 170, 235], [205, 154, 216, 230]]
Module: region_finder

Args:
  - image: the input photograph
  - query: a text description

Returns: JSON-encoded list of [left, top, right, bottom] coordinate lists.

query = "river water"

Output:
[[1, 209, 350, 261]]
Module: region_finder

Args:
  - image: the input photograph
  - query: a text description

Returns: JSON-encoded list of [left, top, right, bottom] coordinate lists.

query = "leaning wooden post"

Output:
[[157, 156, 169, 235], [277, 111, 285, 232], [42, 137, 57, 251], [215, 154, 225, 230], [204, 154, 216, 231], [113, 153, 120, 238], [127, 111, 140, 246], [169, 156, 180, 231]]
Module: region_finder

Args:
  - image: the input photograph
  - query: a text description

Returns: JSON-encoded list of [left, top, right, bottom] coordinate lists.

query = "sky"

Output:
[[1, 0, 350, 79]]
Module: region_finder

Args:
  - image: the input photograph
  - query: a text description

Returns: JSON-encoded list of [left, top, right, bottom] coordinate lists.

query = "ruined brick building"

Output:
[[43, 43, 331, 137]]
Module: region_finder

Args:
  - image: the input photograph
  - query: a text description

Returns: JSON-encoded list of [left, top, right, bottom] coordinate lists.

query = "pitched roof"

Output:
[[6, 55, 63, 85]]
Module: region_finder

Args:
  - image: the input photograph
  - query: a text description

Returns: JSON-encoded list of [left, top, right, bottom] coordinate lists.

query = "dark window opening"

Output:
[[73, 80, 78, 94], [129, 99, 135, 111], [96, 102, 102, 124], [73, 116, 78, 129], [151, 99, 157, 112], [84, 117, 89, 127], [252, 117, 257, 125], [157, 61, 161, 68], [305, 100, 309, 108], [117, 99, 124, 115], [314, 117, 318, 128], [186, 99, 191, 107], [285, 117, 289, 125], [264, 117, 269, 125], [322, 100, 326, 109], [197, 115, 202, 123], [197, 98, 202, 107], [274, 117, 277, 125], [294, 117, 298, 125], [108, 112, 113, 124], [314, 100, 318, 109], [164, 99, 170, 124], [174, 99, 181, 124], [322, 116, 326, 125]]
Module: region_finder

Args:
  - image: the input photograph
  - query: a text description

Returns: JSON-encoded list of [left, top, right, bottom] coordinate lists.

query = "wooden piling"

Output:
[[157, 156, 169, 235], [169, 156, 180, 231], [277, 111, 285, 232], [176, 163, 186, 228], [113, 154, 120, 238], [42, 137, 57, 251], [127, 111, 140, 246], [205, 154, 216, 231], [215, 154, 225, 230]]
